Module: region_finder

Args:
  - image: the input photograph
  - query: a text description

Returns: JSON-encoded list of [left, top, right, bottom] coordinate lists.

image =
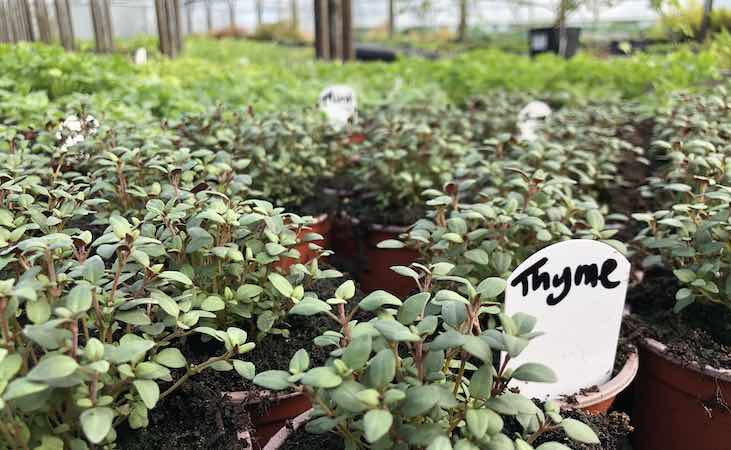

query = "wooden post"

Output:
[[314, 0, 330, 59], [388, 0, 395, 37], [698, 0, 714, 42], [0, 1, 10, 43], [6, 0, 34, 42], [290, 0, 298, 31], [341, 0, 353, 61], [227, 0, 236, 31], [255, 0, 262, 26], [20, 0, 34, 40], [204, 0, 211, 31], [186, 0, 193, 35], [35, 0, 52, 43], [156, 0, 182, 58], [55, 0, 75, 50], [457, 0, 467, 42], [90, 0, 114, 52], [328, 0, 342, 60]]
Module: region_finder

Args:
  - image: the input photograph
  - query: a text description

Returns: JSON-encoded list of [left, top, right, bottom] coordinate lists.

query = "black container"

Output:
[[529, 27, 581, 58]]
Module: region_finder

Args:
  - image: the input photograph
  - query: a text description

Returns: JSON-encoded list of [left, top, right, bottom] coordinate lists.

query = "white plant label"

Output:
[[518, 100, 551, 142], [505, 239, 630, 400], [133, 48, 148, 65], [319, 85, 356, 130]]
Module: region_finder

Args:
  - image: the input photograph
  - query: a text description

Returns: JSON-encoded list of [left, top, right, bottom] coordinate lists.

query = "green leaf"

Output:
[[3, 378, 48, 400], [364, 409, 393, 443], [401, 385, 438, 417], [464, 249, 490, 265], [377, 239, 405, 249], [535, 443, 573, 450], [426, 436, 452, 450], [359, 290, 403, 311], [561, 418, 600, 444], [391, 265, 419, 280], [27, 355, 78, 381], [256, 310, 276, 332], [115, 309, 151, 326], [398, 292, 430, 325], [342, 336, 372, 370], [154, 348, 187, 369], [477, 277, 507, 299], [466, 408, 489, 439], [233, 360, 255, 380], [366, 349, 396, 388], [80, 407, 114, 444], [268, 273, 293, 297], [511, 363, 558, 383], [67, 285, 92, 314], [158, 271, 193, 286], [289, 349, 310, 374], [289, 297, 331, 316], [133, 379, 160, 409], [470, 364, 493, 398], [673, 269, 696, 283], [302, 367, 342, 388], [586, 210, 605, 230], [253, 370, 291, 390], [335, 280, 356, 300], [201, 296, 225, 312], [372, 319, 420, 342], [462, 335, 492, 362]]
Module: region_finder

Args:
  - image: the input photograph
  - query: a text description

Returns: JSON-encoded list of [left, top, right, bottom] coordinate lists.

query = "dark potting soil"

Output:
[[279, 426, 345, 450], [280, 407, 633, 450], [117, 379, 252, 450], [626, 268, 731, 370], [525, 409, 633, 450], [181, 276, 362, 395]]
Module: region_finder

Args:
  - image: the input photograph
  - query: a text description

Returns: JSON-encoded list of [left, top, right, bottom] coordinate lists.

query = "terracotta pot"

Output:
[[228, 390, 312, 449], [632, 338, 731, 450], [558, 348, 639, 414], [262, 409, 313, 450], [358, 223, 419, 297], [274, 214, 331, 271]]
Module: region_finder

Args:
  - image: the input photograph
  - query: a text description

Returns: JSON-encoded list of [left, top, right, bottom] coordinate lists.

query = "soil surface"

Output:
[[281, 407, 633, 450], [280, 426, 345, 450], [117, 379, 251, 450], [626, 268, 731, 370]]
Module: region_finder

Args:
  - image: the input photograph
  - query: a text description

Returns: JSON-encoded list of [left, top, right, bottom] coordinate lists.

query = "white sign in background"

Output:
[[505, 240, 630, 400], [319, 85, 357, 130]]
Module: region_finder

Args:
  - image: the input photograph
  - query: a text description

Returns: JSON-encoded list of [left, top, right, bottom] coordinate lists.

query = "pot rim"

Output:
[[225, 389, 306, 406], [262, 409, 313, 450], [557, 347, 640, 410], [642, 337, 731, 382]]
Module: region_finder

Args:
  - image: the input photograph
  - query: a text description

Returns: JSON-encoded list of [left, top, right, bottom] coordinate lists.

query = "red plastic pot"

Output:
[[274, 214, 331, 271], [262, 409, 312, 450], [632, 337, 731, 450], [228, 390, 312, 448], [558, 349, 639, 414], [358, 223, 419, 297]]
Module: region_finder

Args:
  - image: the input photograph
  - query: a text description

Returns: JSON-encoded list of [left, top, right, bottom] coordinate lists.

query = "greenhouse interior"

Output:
[[0, 0, 730, 449]]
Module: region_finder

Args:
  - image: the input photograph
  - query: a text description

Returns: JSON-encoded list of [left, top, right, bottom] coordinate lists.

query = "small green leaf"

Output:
[[154, 348, 187, 369], [302, 367, 342, 388], [233, 360, 255, 380], [253, 370, 291, 390], [133, 379, 160, 409], [477, 278, 507, 299], [561, 418, 600, 444], [335, 280, 356, 300], [80, 407, 114, 444], [27, 355, 78, 381], [377, 239, 405, 249], [268, 273, 293, 297], [359, 290, 403, 311], [364, 409, 393, 443], [511, 363, 558, 383], [158, 271, 193, 286]]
